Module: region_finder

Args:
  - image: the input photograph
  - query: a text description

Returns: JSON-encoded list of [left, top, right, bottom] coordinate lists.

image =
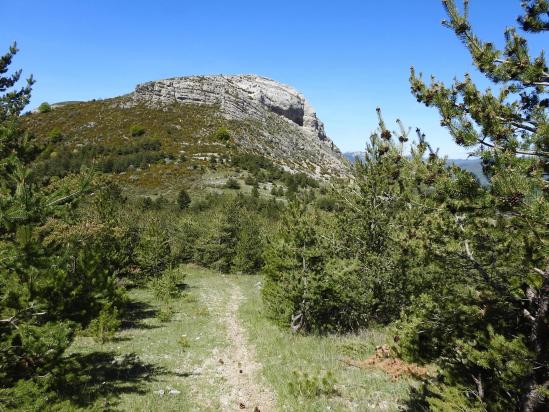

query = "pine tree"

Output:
[[0, 44, 121, 407], [177, 188, 191, 210], [401, 2, 549, 409]]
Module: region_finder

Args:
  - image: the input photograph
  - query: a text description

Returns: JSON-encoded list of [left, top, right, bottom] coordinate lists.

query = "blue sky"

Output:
[[2, 1, 545, 157]]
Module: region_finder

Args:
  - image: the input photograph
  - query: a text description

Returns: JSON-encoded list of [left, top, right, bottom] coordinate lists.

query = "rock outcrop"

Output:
[[128, 75, 347, 177]]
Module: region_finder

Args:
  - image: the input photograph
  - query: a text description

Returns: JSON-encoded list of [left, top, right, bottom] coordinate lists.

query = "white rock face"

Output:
[[129, 74, 347, 177]]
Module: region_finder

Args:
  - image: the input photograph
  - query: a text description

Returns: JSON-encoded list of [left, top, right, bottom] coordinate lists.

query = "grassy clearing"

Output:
[[66, 265, 231, 411], [63, 266, 415, 411], [235, 275, 417, 411]]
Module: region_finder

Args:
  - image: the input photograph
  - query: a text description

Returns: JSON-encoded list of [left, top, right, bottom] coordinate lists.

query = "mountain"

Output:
[[22, 75, 349, 195], [342, 151, 366, 162], [343, 152, 488, 184]]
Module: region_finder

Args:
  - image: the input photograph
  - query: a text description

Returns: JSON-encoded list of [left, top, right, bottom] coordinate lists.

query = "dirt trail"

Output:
[[202, 277, 276, 412]]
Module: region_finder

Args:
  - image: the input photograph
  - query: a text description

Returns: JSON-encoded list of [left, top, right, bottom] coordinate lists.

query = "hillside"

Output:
[[22, 75, 349, 197]]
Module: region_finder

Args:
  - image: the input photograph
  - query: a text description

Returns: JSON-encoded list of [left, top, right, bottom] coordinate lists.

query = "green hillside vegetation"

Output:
[[1, 1, 548, 411], [21, 98, 328, 197]]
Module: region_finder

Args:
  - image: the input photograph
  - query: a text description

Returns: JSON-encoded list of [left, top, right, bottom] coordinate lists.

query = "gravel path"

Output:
[[201, 277, 276, 412]]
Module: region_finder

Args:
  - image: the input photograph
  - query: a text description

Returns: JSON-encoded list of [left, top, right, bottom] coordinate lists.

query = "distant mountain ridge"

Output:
[[343, 152, 488, 184]]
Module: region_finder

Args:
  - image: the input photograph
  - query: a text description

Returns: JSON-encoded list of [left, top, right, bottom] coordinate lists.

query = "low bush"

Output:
[[212, 127, 231, 141], [157, 305, 174, 322], [87, 304, 121, 344], [129, 124, 146, 137], [225, 178, 240, 189], [47, 127, 63, 142], [288, 370, 337, 398], [177, 189, 191, 210], [38, 102, 52, 113], [150, 268, 186, 301]]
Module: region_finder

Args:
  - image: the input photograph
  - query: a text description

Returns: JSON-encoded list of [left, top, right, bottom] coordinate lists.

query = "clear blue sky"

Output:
[[2, 1, 546, 157]]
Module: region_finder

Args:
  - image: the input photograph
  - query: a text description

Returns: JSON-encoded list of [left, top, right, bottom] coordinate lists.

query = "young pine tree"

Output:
[[177, 188, 191, 210], [0, 43, 75, 399], [0, 44, 122, 407]]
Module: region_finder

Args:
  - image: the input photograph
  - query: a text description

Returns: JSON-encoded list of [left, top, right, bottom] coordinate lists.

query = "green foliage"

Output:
[[231, 153, 319, 190], [170, 193, 281, 274], [32, 137, 164, 180], [261, 5, 548, 408], [134, 213, 172, 280], [87, 303, 121, 344], [140, 196, 154, 210], [251, 185, 259, 198], [47, 127, 63, 142], [262, 115, 453, 333], [263, 203, 375, 333], [212, 126, 230, 141], [157, 305, 174, 322], [150, 267, 186, 302], [315, 195, 339, 212], [129, 124, 145, 137], [177, 189, 191, 210], [288, 370, 337, 398], [244, 174, 256, 186], [399, 2, 549, 410], [0, 44, 132, 409], [224, 177, 240, 189], [38, 102, 52, 113], [232, 215, 264, 274]]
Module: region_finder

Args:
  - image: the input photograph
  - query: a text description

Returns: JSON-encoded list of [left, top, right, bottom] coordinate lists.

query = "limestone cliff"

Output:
[[127, 75, 347, 178]]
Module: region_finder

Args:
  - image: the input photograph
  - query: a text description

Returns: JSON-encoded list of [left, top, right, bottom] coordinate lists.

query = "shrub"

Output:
[[225, 178, 240, 189], [87, 304, 121, 344], [134, 214, 172, 279], [244, 175, 256, 186], [177, 189, 191, 210], [129, 124, 145, 137], [150, 268, 185, 301], [153, 195, 169, 209], [140, 196, 154, 210], [47, 127, 63, 142], [316, 196, 339, 212], [38, 102, 52, 113], [170, 215, 201, 261], [261, 121, 451, 333], [288, 370, 337, 398], [251, 185, 259, 198], [157, 305, 174, 322], [232, 215, 263, 274], [213, 127, 230, 141], [193, 207, 239, 272]]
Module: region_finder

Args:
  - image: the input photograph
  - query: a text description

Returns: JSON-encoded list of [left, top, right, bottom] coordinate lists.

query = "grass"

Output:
[[234, 275, 417, 411], [63, 266, 416, 411], [67, 265, 231, 411]]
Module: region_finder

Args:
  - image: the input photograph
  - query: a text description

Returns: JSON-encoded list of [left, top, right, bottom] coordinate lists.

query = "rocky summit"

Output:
[[127, 75, 347, 178]]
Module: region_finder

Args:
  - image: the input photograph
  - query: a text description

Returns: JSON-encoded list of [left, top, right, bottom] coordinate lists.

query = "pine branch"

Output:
[[0, 305, 46, 329]]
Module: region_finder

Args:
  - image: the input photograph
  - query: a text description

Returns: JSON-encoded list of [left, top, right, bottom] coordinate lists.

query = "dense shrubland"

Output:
[[31, 136, 166, 179], [232, 152, 319, 192]]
